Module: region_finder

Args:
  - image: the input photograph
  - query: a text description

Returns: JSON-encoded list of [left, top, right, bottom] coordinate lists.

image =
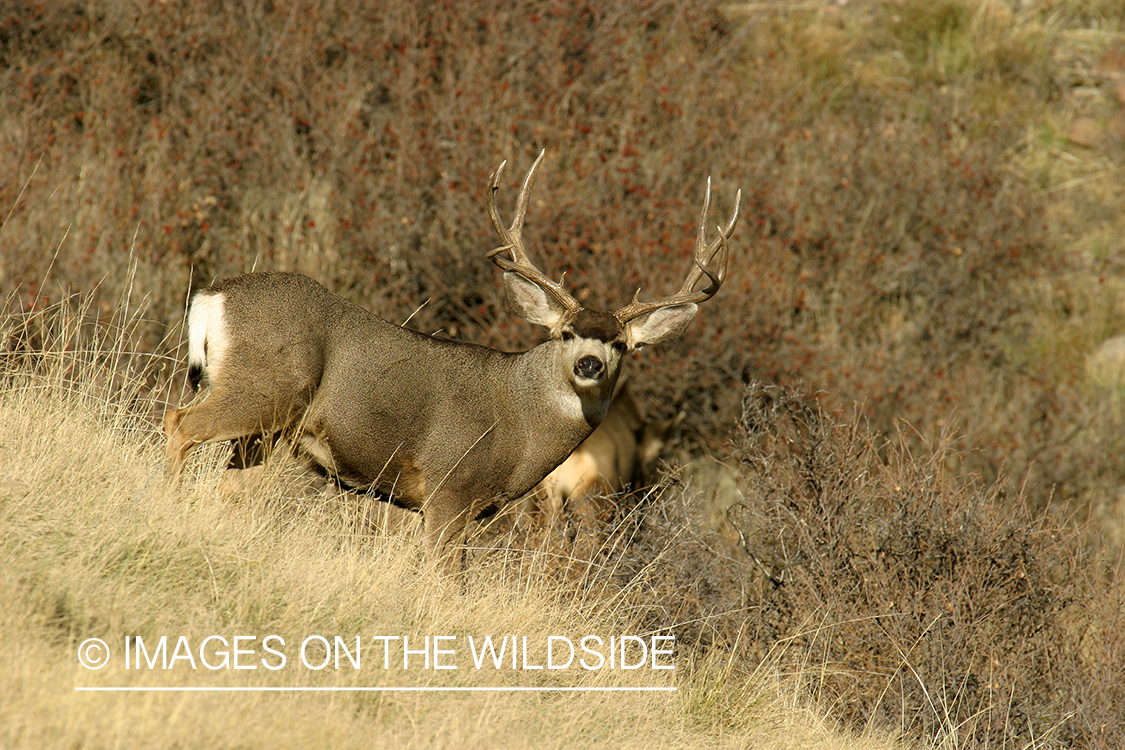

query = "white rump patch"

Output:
[[186, 291, 230, 378]]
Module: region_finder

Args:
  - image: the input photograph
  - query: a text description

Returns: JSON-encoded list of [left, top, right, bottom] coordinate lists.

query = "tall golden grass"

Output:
[[4, 1, 1125, 747], [0, 297, 902, 749]]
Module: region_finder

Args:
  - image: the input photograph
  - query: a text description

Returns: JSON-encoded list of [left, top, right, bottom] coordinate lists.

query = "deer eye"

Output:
[[613, 342, 627, 354], [561, 331, 575, 341]]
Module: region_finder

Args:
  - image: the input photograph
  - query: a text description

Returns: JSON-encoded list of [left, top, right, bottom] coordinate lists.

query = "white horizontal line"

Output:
[[75, 686, 676, 692]]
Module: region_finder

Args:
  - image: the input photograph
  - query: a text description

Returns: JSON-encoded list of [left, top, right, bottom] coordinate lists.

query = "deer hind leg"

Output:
[[164, 403, 213, 479], [164, 385, 306, 480], [213, 433, 287, 501]]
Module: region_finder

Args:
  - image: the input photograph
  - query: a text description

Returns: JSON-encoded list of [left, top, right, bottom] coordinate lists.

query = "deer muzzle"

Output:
[[574, 355, 605, 380]]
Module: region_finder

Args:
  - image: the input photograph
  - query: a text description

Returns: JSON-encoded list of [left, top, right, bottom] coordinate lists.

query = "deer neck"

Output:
[[510, 341, 618, 443]]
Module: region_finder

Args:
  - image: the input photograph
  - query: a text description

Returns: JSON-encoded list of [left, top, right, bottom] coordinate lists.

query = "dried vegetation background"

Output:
[[3, 0, 1125, 748]]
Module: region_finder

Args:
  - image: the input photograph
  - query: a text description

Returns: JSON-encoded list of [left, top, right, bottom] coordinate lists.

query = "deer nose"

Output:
[[575, 355, 604, 380]]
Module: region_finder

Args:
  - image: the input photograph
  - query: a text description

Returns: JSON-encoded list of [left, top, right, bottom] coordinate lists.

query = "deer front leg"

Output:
[[422, 498, 475, 577]]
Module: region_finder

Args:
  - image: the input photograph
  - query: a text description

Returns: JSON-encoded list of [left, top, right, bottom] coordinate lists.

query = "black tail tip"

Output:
[[187, 364, 204, 392]]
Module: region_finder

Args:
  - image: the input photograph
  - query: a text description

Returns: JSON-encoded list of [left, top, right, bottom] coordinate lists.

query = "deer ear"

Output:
[[504, 272, 569, 331], [624, 303, 698, 349]]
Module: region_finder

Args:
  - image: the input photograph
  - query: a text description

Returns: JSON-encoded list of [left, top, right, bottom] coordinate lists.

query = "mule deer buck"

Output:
[[164, 150, 739, 567], [530, 381, 683, 531]]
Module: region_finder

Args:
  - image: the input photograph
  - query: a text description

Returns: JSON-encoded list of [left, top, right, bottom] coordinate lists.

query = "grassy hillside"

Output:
[[0, 300, 904, 750], [4, 0, 1125, 748], [3, 287, 1123, 749]]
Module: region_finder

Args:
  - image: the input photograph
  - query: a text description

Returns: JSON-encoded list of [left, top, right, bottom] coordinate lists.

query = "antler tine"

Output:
[[486, 150, 581, 314], [682, 181, 742, 295], [486, 159, 508, 241], [678, 177, 717, 296], [695, 177, 714, 270], [614, 181, 741, 324], [509, 149, 542, 249]]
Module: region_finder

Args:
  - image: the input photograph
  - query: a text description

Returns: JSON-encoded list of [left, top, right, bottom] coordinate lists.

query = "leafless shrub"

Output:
[[4, 4, 1125, 746], [628, 383, 1124, 749]]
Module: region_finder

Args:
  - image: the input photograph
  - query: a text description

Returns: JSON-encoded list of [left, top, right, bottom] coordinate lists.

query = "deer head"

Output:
[[486, 150, 741, 404]]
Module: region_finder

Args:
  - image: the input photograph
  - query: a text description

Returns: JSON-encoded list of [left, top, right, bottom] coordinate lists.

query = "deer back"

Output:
[[198, 273, 604, 512]]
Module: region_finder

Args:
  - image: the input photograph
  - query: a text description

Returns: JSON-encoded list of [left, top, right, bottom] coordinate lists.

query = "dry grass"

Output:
[[0, 299, 904, 749], [4, 1, 1125, 748]]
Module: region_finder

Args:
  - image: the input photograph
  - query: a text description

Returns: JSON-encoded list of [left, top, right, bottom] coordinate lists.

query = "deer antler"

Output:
[[486, 150, 582, 315], [613, 178, 741, 324]]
